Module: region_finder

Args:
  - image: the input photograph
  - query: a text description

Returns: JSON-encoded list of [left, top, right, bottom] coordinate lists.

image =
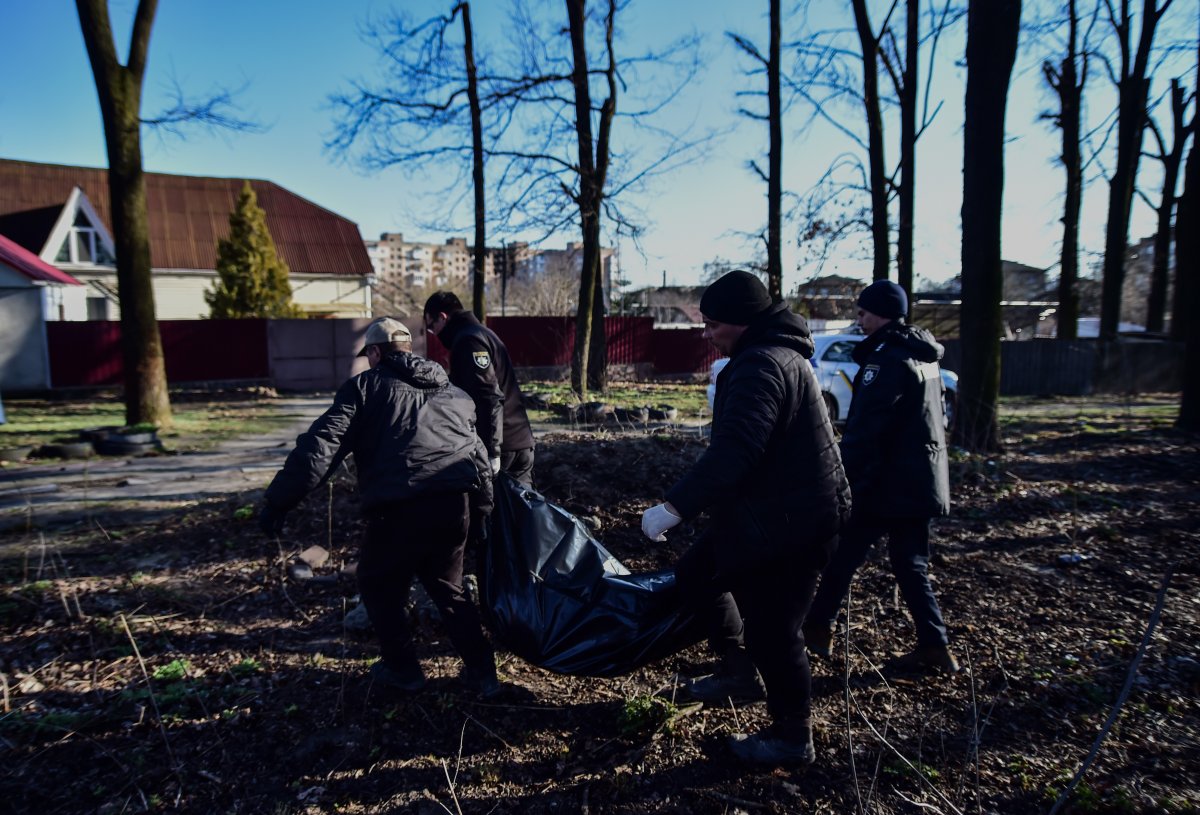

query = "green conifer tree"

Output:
[[206, 181, 302, 318]]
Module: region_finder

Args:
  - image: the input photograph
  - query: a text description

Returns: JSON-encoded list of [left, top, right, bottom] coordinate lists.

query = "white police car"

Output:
[[707, 333, 958, 429]]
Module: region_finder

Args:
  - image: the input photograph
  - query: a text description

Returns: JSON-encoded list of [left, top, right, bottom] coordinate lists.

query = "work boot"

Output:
[[460, 664, 503, 700], [678, 648, 766, 705], [370, 657, 426, 692], [802, 623, 834, 660], [729, 718, 816, 766], [892, 644, 960, 675]]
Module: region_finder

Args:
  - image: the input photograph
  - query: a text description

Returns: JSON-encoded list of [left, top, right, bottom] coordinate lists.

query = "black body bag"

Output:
[[479, 474, 704, 677]]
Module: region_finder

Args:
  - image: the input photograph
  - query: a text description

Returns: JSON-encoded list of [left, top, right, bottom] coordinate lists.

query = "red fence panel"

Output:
[[487, 316, 575, 366], [47, 319, 270, 387], [46, 321, 123, 386], [45, 315, 713, 388], [650, 326, 720, 375], [604, 316, 654, 365]]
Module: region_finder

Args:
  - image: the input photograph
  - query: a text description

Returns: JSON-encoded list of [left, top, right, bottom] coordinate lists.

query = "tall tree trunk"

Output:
[[459, 3, 487, 322], [1049, 0, 1085, 339], [1177, 122, 1199, 428], [1176, 24, 1199, 428], [1147, 79, 1187, 334], [852, 0, 890, 282], [76, 0, 172, 428], [957, 0, 1020, 453], [767, 0, 783, 301], [1099, 0, 1164, 339], [587, 259, 606, 391], [897, 0, 918, 301], [573, 0, 616, 396]]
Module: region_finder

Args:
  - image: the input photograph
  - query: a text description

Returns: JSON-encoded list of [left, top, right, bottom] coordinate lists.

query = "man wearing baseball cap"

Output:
[[803, 280, 958, 674], [259, 316, 503, 698], [641, 270, 851, 766]]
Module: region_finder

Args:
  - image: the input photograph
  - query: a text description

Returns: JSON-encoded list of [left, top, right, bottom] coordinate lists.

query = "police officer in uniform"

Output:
[[804, 280, 959, 673], [424, 292, 535, 486]]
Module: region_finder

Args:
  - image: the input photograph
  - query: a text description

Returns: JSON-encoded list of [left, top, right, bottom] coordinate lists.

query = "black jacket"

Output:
[[436, 311, 534, 457], [666, 305, 851, 574], [840, 321, 950, 518], [264, 352, 491, 513]]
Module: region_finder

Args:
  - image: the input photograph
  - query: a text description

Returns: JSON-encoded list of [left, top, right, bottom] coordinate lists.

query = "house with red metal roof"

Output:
[[0, 233, 86, 390], [0, 158, 374, 321]]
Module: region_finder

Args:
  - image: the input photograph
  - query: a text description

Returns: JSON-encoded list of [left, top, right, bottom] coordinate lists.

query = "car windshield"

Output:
[[821, 341, 858, 363]]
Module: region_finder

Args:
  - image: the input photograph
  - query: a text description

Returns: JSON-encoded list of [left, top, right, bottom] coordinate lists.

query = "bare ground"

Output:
[[1, 396, 1197, 814]]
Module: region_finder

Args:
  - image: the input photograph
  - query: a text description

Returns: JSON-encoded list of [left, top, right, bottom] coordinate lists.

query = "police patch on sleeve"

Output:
[[472, 351, 492, 369], [862, 364, 880, 385]]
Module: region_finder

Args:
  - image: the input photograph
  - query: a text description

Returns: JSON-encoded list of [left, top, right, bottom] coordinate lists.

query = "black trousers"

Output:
[[500, 447, 535, 487], [807, 514, 949, 647], [359, 491, 495, 677], [675, 534, 823, 722]]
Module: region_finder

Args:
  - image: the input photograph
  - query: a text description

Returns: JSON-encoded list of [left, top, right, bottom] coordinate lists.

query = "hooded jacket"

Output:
[[840, 321, 950, 518], [666, 305, 851, 574], [264, 352, 491, 513], [436, 310, 534, 457]]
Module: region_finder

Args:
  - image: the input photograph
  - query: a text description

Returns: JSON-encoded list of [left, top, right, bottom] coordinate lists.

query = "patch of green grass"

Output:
[[523, 380, 711, 421], [230, 658, 262, 678], [151, 658, 192, 683], [617, 694, 679, 736], [0, 396, 293, 453]]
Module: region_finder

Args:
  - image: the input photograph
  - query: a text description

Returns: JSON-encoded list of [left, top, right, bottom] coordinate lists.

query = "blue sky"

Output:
[[0, 1, 1193, 294]]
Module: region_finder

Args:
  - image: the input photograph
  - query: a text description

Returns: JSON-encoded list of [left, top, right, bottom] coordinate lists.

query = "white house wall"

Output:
[[73, 270, 372, 320], [41, 284, 88, 321], [0, 287, 51, 390]]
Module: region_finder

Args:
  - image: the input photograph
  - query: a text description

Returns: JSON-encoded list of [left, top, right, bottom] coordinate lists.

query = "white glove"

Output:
[[641, 503, 682, 542], [490, 457, 502, 475]]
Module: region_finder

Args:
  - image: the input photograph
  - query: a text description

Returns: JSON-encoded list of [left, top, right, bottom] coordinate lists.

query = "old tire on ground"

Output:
[[94, 438, 158, 456]]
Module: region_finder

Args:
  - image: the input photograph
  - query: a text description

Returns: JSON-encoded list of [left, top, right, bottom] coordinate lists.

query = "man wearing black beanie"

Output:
[[803, 280, 959, 674], [641, 270, 851, 766]]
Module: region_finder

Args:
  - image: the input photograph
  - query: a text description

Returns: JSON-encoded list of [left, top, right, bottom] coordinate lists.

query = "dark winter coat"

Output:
[[666, 305, 851, 575], [264, 352, 491, 513], [436, 311, 534, 457], [840, 321, 950, 518]]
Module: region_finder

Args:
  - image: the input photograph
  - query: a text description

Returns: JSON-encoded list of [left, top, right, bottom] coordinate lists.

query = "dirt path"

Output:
[[0, 396, 332, 532]]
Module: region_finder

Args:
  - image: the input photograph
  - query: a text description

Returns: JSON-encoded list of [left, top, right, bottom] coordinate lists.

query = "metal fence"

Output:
[[940, 338, 1183, 395], [44, 320, 1183, 394]]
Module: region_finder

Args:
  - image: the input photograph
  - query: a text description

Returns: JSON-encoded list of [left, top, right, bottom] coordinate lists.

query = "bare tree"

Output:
[[1142, 77, 1194, 332], [1042, 0, 1100, 339], [76, 0, 171, 428], [728, 0, 785, 301], [851, 0, 892, 282], [1174, 18, 1198, 429], [790, 0, 957, 292], [1098, 0, 1173, 340], [504, 265, 579, 315], [957, 0, 1021, 453], [329, 3, 492, 319], [486, 0, 704, 397], [76, 0, 254, 427]]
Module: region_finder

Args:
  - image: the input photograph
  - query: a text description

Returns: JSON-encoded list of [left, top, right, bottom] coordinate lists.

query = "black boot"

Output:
[[802, 623, 834, 659], [678, 647, 766, 705], [370, 657, 426, 692], [891, 644, 960, 675], [729, 718, 816, 766]]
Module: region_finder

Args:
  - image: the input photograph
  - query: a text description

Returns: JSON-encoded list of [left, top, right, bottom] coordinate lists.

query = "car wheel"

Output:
[[822, 392, 839, 423]]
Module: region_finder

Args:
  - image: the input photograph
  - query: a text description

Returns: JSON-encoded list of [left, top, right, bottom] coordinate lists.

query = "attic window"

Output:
[[55, 212, 115, 266]]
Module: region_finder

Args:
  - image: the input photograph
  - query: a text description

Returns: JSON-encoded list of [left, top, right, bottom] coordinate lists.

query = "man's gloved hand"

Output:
[[259, 505, 287, 536], [490, 457, 502, 475], [641, 502, 682, 542]]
